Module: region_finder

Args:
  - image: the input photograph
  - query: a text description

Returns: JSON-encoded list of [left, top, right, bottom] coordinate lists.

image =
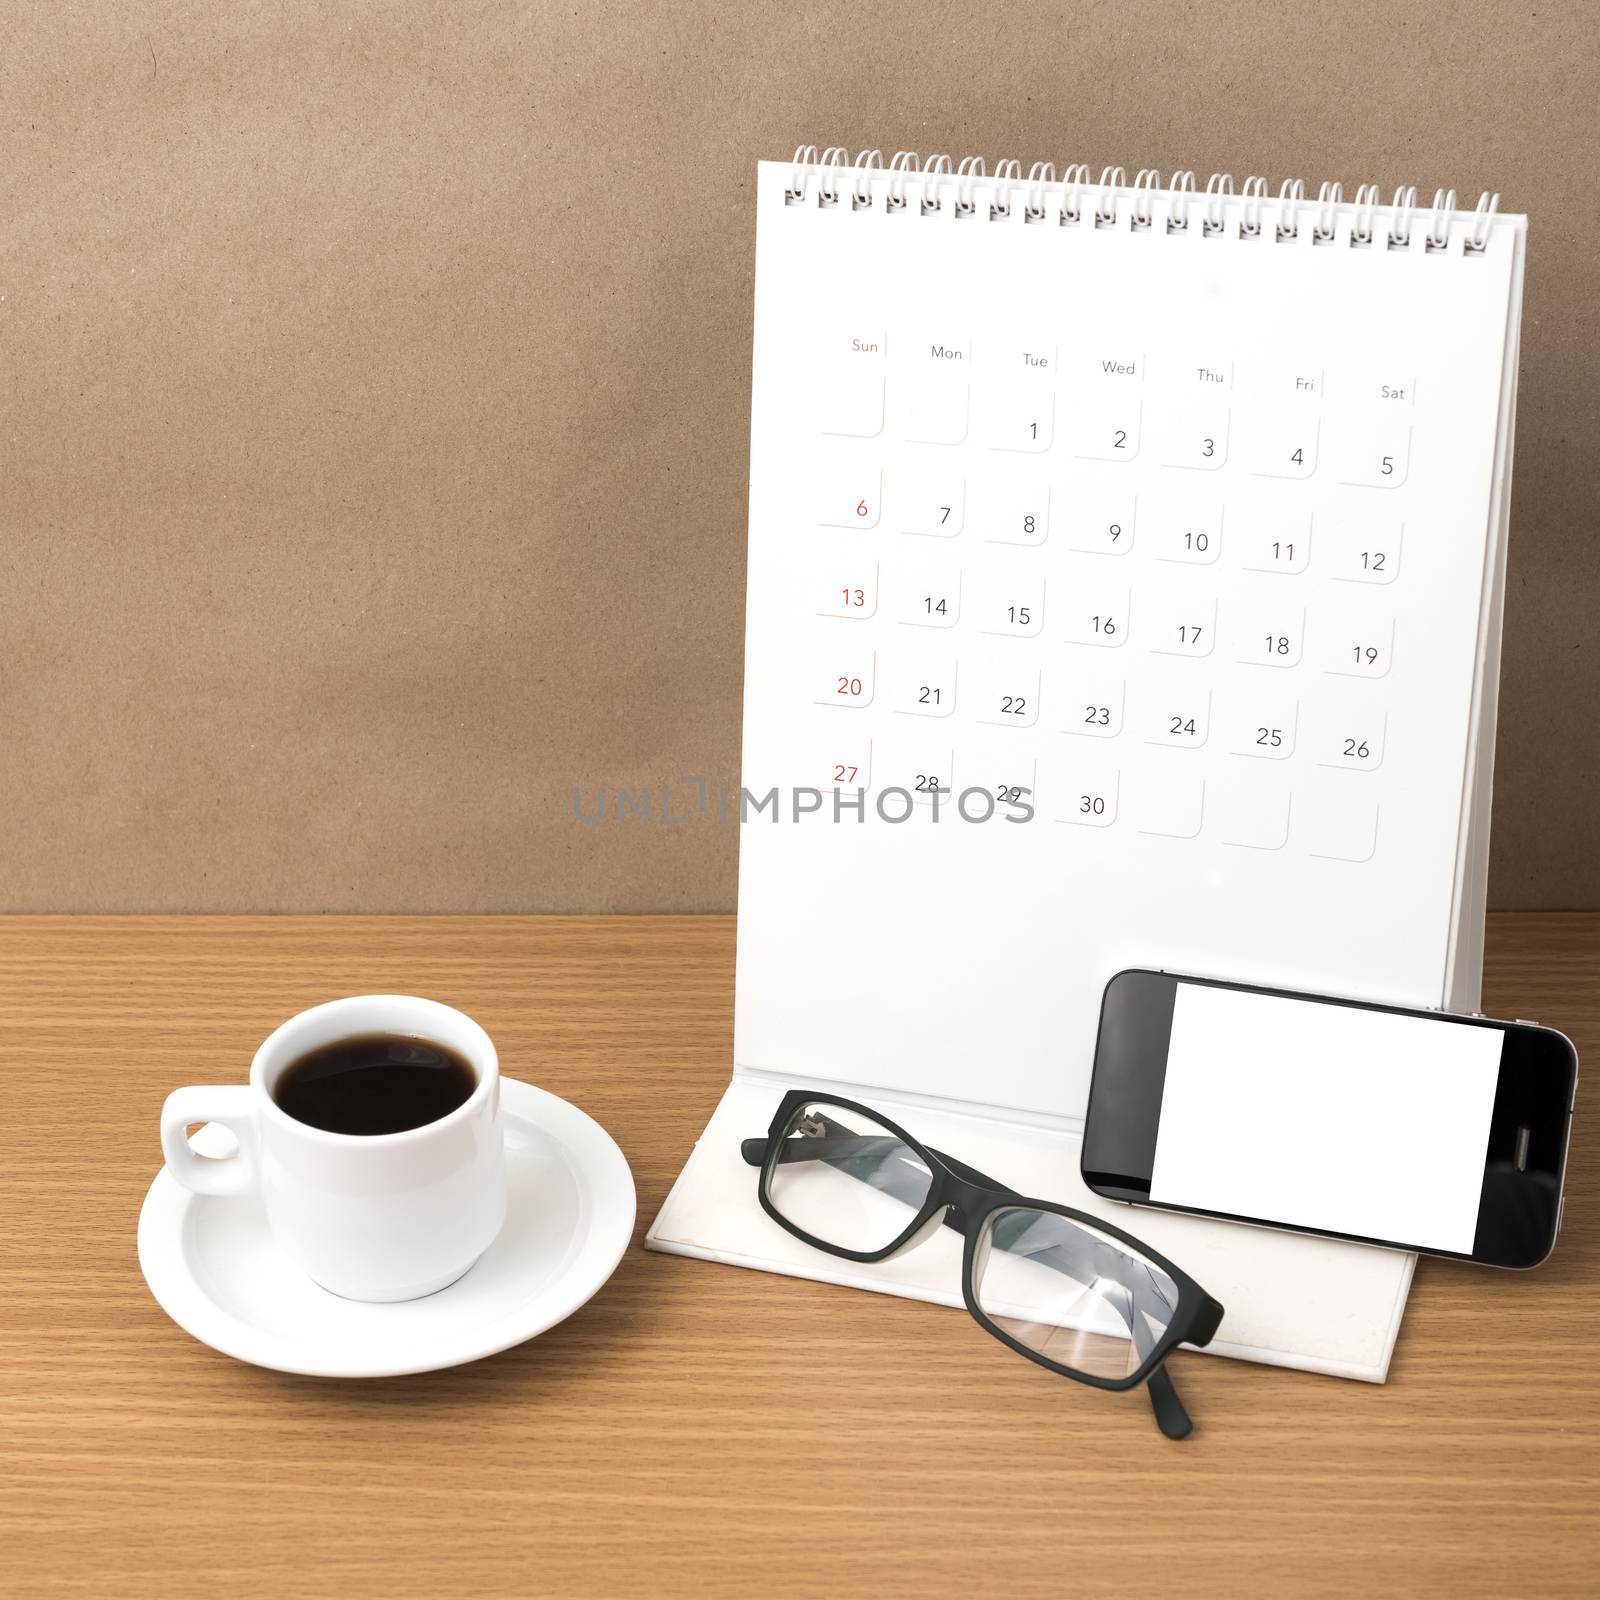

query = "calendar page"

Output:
[[733, 161, 1522, 1123]]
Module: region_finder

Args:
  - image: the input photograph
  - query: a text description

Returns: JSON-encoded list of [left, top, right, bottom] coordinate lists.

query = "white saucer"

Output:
[[137, 1078, 636, 1377]]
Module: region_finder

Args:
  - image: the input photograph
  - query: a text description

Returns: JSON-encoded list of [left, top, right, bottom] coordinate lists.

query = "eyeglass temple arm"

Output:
[[741, 1132, 1016, 1189], [1127, 1300, 1193, 1440], [1146, 1367, 1190, 1439], [742, 1135, 875, 1168]]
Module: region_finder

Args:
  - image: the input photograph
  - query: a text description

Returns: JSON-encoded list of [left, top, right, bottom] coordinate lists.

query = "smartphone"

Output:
[[1082, 970, 1577, 1267]]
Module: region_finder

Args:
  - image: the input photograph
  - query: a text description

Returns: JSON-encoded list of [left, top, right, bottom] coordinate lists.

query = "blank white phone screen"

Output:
[[1149, 984, 1504, 1253]]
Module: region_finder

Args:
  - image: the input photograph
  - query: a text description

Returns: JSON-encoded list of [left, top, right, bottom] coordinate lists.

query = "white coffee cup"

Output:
[[159, 995, 507, 1302]]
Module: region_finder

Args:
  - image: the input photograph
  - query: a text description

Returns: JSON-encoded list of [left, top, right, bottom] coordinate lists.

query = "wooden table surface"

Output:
[[2, 914, 1596, 1598]]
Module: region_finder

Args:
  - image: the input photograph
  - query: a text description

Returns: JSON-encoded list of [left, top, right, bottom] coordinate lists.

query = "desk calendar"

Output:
[[650, 151, 1525, 1380]]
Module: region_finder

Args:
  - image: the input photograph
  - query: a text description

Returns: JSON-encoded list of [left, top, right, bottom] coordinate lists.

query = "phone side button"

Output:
[[1556, 1198, 1565, 1239]]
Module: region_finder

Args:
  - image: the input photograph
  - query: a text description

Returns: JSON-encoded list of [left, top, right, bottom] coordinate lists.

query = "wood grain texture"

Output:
[[1, 3, 1598, 912], [1, 914, 1596, 1598]]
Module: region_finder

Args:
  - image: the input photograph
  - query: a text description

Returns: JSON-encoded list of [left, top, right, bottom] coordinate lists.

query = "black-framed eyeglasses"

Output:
[[743, 1091, 1225, 1439]]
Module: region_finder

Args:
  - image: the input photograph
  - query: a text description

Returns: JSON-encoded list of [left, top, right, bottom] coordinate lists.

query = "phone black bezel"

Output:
[[1080, 969, 1577, 1269]]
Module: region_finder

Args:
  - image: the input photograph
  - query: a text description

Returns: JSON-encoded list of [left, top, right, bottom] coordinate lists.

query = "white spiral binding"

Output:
[[992, 158, 1023, 220], [1467, 192, 1500, 253], [1390, 185, 1418, 248], [1427, 189, 1457, 251], [1132, 168, 1161, 231], [1277, 179, 1306, 241], [955, 155, 985, 216], [1024, 161, 1056, 221], [887, 150, 918, 212], [1095, 166, 1125, 226], [785, 145, 1504, 252], [1240, 176, 1267, 238], [1062, 163, 1092, 225], [1314, 182, 1343, 243], [1203, 173, 1233, 235], [851, 149, 882, 210], [815, 145, 847, 207], [1351, 184, 1381, 246], [1168, 170, 1197, 232]]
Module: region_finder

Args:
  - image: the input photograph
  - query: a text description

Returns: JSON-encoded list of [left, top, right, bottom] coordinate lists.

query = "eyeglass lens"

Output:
[[974, 1205, 1180, 1380], [765, 1100, 933, 1252]]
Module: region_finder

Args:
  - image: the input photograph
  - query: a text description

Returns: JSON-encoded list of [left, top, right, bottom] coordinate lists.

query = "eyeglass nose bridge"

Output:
[[936, 1173, 996, 1235], [894, 1172, 992, 1256]]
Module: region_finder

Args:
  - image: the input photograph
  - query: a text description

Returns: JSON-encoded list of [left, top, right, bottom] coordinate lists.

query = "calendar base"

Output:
[[647, 1072, 1415, 1383]]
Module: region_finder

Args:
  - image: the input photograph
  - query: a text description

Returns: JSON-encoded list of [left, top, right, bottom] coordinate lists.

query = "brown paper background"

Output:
[[3, 1, 1596, 911]]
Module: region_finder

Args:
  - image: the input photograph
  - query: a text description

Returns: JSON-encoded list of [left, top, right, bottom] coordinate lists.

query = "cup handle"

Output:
[[160, 1086, 258, 1198]]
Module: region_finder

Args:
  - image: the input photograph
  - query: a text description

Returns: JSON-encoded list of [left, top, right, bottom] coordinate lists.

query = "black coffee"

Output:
[[273, 1033, 477, 1136]]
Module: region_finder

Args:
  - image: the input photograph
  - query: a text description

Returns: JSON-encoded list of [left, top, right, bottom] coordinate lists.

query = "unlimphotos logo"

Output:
[[570, 777, 1035, 825]]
